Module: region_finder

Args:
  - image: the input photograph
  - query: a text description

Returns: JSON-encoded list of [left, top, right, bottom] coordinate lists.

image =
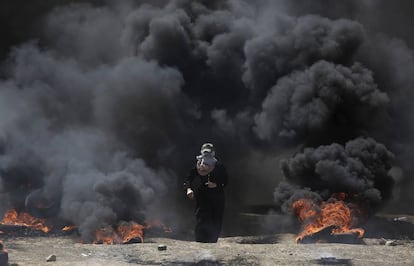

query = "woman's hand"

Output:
[[186, 188, 194, 199]]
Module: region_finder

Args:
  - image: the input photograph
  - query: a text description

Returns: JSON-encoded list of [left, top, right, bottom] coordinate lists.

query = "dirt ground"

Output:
[[3, 234, 414, 266], [2, 214, 414, 266]]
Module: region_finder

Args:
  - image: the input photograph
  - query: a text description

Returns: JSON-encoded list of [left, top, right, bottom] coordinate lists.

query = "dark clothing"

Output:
[[184, 162, 228, 243]]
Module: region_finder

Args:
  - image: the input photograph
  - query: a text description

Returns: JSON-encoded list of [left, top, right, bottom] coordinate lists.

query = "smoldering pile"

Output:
[[274, 138, 395, 220]]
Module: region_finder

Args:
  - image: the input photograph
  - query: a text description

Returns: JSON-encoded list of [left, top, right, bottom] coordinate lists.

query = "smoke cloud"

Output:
[[275, 137, 394, 214], [254, 60, 389, 140], [0, 0, 413, 240]]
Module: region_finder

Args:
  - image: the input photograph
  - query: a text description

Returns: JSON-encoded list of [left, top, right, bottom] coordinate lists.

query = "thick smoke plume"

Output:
[[274, 137, 394, 214], [254, 61, 388, 140], [0, 0, 414, 240]]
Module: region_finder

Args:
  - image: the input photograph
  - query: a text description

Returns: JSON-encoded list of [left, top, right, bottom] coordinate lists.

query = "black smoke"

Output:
[[274, 137, 394, 215], [0, 0, 413, 240], [254, 60, 389, 141]]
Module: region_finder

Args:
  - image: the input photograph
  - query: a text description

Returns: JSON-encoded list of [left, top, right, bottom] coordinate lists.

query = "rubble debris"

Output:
[[379, 238, 400, 246], [315, 257, 352, 265], [385, 240, 399, 246], [124, 238, 142, 244], [0, 224, 32, 234], [46, 254, 56, 262], [157, 244, 167, 251], [379, 238, 387, 245], [298, 226, 363, 244]]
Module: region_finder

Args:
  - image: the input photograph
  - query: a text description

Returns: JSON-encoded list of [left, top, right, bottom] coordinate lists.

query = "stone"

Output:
[[46, 254, 57, 262], [157, 244, 167, 251], [385, 240, 398, 246]]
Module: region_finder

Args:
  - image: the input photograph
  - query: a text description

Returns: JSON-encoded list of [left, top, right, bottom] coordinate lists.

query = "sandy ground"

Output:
[[2, 214, 414, 266], [2, 233, 414, 266]]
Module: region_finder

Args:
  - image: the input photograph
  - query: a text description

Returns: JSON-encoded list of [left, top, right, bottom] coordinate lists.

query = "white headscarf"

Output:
[[196, 151, 217, 176]]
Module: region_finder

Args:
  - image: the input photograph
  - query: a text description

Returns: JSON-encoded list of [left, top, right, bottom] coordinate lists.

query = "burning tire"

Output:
[[24, 189, 60, 218]]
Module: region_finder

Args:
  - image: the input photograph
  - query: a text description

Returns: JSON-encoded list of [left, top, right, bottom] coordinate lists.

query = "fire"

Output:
[[292, 194, 364, 243], [94, 222, 145, 244], [0, 208, 171, 244], [62, 225, 78, 232], [94, 220, 171, 244], [1, 209, 51, 233]]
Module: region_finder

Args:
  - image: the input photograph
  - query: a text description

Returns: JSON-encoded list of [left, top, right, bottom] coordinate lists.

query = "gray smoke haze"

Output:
[[0, 0, 414, 240]]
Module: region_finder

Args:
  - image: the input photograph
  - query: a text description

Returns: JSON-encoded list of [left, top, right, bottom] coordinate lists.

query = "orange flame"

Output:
[[292, 195, 364, 243], [95, 226, 123, 244], [94, 220, 172, 244], [0, 209, 171, 244], [1, 209, 51, 233], [62, 225, 78, 232]]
